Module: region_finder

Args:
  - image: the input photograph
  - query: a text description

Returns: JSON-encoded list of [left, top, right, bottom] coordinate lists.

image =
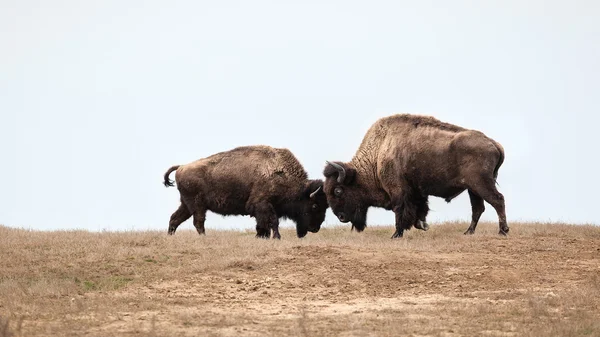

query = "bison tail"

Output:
[[163, 165, 180, 187], [491, 140, 505, 184]]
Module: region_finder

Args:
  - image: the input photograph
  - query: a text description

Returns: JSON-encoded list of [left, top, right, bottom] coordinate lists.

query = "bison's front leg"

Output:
[[271, 218, 281, 240], [252, 202, 280, 240], [384, 183, 420, 238], [391, 225, 403, 238], [413, 196, 430, 231], [413, 220, 429, 231], [391, 206, 405, 238], [391, 201, 418, 239], [255, 227, 270, 239]]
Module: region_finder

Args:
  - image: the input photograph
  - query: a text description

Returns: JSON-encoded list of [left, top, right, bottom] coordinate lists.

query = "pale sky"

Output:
[[1, 1, 599, 232]]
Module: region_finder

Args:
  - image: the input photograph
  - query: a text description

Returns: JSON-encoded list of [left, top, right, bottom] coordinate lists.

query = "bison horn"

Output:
[[326, 161, 346, 184], [309, 186, 322, 199]]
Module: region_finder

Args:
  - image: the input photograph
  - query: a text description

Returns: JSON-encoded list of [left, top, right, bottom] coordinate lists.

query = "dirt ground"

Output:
[[1, 221, 599, 336]]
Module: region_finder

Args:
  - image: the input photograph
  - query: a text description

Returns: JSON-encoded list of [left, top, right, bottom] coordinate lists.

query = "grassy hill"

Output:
[[1, 222, 599, 336]]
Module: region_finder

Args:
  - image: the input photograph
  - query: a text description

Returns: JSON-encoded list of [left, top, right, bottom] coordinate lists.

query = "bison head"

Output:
[[323, 161, 368, 232], [292, 179, 329, 238]]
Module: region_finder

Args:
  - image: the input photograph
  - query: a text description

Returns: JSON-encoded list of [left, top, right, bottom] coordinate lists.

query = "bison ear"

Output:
[[323, 162, 356, 185]]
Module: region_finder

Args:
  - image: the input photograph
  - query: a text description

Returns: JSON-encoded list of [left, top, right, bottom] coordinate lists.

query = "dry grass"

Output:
[[1, 222, 600, 336]]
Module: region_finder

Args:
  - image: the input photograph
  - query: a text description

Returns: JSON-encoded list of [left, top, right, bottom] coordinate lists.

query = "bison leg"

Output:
[[255, 226, 270, 239], [469, 178, 508, 235], [391, 223, 404, 238], [391, 201, 418, 239], [192, 208, 207, 235], [413, 196, 430, 231], [168, 203, 192, 235], [464, 190, 485, 235], [253, 203, 278, 239], [384, 184, 414, 238], [391, 205, 404, 238], [271, 218, 281, 240]]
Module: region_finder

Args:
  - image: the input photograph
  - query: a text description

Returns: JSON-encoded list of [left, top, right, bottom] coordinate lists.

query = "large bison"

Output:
[[164, 145, 328, 239], [323, 114, 508, 238]]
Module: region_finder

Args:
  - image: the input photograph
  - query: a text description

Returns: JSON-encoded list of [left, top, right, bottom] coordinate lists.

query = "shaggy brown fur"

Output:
[[323, 114, 508, 238], [164, 146, 328, 239]]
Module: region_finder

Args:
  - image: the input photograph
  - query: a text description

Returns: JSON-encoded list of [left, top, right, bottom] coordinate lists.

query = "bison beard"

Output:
[[323, 114, 508, 238], [349, 207, 368, 232], [163, 146, 329, 239]]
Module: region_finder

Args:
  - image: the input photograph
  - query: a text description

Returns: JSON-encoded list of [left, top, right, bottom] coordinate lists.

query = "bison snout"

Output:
[[308, 226, 320, 233], [337, 212, 349, 223], [352, 222, 366, 232]]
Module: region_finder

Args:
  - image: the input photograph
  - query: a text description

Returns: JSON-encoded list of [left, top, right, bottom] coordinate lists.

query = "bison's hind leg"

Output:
[[467, 177, 508, 235], [193, 207, 207, 235], [464, 190, 485, 235], [168, 203, 192, 235]]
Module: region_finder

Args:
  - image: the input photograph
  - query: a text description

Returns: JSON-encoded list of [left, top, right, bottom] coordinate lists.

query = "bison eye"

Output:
[[334, 187, 343, 197], [312, 204, 318, 210]]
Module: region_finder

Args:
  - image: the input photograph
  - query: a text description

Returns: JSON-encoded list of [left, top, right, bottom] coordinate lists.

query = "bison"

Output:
[[164, 145, 328, 239], [323, 114, 508, 238]]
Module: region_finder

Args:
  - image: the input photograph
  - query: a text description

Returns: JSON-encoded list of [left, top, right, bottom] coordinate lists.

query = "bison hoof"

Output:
[[255, 232, 271, 239], [498, 228, 509, 236], [464, 229, 475, 235], [391, 230, 403, 239], [415, 221, 429, 231], [273, 233, 281, 240]]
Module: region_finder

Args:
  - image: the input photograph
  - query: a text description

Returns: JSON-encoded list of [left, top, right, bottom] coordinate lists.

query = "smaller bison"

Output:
[[163, 145, 328, 239]]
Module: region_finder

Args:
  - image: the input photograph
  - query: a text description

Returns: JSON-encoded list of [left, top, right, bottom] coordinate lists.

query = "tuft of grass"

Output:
[[82, 280, 97, 291], [75, 276, 133, 292]]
